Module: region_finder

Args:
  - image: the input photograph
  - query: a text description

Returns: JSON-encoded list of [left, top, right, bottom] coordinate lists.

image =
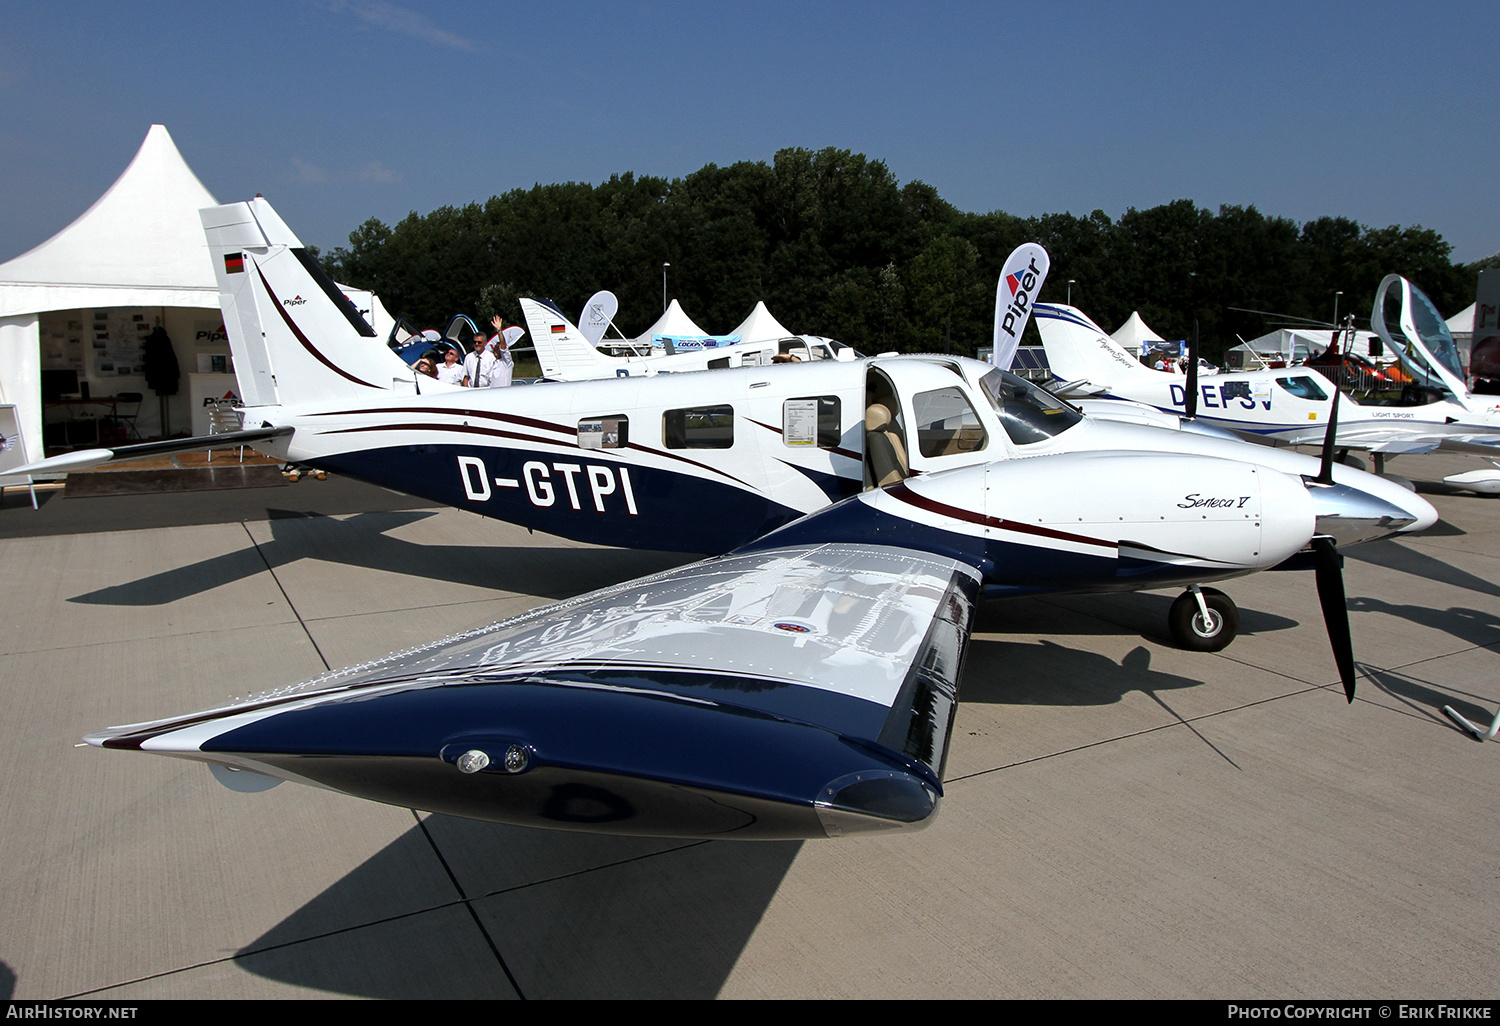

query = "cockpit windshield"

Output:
[[1406, 284, 1465, 381], [978, 368, 1083, 444], [1375, 275, 1463, 394]]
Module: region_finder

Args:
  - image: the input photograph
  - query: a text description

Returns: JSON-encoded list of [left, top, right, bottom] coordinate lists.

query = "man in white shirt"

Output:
[[464, 336, 501, 388], [435, 346, 466, 385], [464, 317, 516, 387], [489, 314, 516, 387]]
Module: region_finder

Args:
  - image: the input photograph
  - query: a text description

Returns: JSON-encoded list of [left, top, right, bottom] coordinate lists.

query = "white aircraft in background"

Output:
[[13, 197, 1439, 839], [521, 295, 857, 379], [1035, 281, 1500, 494]]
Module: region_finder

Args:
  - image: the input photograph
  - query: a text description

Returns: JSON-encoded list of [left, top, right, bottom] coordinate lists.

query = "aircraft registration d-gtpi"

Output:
[[39, 197, 1437, 840]]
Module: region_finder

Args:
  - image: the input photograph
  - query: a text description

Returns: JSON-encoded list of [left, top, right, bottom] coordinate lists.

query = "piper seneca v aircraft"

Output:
[[20, 196, 1435, 648], [21, 197, 1439, 838], [1035, 278, 1500, 494]]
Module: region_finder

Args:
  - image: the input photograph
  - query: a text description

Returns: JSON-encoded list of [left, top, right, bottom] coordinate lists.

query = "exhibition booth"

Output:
[[0, 125, 237, 465]]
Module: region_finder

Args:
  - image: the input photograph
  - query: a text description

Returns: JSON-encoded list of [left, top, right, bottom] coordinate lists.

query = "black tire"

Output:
[[1168, 587, 1239, 652]]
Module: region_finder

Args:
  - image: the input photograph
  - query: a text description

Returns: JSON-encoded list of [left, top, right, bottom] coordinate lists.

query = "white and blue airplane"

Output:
[[1035, 279, 1500, 493], [19, 198, 1432, 641], [22, 197, 1440, 839]]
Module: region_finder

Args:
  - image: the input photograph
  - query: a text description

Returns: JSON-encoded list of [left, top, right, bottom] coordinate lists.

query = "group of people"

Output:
[[414, 315, 519, 387]]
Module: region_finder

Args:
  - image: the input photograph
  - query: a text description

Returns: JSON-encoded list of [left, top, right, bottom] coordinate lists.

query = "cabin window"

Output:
[[578, 416, 628, 449], [708, 357, 731, 370], [776, 339, 811, 363], [782, 396, 842, 447], [912, 387, 987, 458], [664, 405, 734, 449], [1275, 376, 1328, 401]]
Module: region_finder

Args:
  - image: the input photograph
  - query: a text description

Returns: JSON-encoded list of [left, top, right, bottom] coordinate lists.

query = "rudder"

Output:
[[1034, 303, 1158, 392], [202, 197, 421, 407]]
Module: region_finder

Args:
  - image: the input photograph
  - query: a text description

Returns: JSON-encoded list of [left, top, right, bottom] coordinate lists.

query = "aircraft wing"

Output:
[[1320, 430, 1500, 458], [86, 543, 979, 840], [1437, 435, 1500, 457]]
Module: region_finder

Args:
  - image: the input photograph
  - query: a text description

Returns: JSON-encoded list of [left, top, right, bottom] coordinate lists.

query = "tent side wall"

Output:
[[0, 316, 41, 463]]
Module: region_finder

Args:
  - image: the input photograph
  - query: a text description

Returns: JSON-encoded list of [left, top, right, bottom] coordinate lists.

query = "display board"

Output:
[[0, 403, 39, 506]]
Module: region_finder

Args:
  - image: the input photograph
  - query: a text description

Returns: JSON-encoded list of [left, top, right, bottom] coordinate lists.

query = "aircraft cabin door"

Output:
[[864, 367, 910, 490]]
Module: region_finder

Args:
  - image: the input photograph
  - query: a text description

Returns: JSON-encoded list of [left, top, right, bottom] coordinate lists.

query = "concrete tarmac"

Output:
[[1, 455, 1496, 1000]]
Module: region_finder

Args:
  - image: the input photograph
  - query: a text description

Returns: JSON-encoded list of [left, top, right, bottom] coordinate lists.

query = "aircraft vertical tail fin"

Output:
[[1033, 303, 1159, 392], [201, 197, 419, 407], [521, 297, 627, 379]]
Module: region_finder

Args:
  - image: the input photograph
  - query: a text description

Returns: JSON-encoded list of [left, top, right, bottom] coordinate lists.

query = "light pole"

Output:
[[1067, 279, 1076, 305], [1332, 291, 1343, 328], [662, 262, 671, 312]]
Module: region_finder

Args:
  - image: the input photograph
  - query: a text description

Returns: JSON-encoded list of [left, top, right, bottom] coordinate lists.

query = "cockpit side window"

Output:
[[1274, 376, 1328, 401], [911, 387, 987, 457], [978, 368, 1082, 445]]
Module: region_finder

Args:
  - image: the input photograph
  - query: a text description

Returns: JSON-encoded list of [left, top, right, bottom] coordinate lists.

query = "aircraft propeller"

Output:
[[1184, 319, 1200, 420], [1308, 385, 1359, 702]]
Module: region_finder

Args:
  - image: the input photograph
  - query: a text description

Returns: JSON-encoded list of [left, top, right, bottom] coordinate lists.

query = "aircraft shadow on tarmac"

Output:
[[233, 817, 800, 999], [66, 510, 696, 608], [976, 592, 1300, 646], [959, 639, 1211, 710], [1344, 537, 1500, 599], [1361, 662, 1499, 736], [1347, 597, 1500, 731]]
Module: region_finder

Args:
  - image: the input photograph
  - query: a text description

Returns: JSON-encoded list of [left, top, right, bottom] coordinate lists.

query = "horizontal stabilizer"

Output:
[[9, 427, 293, 476]]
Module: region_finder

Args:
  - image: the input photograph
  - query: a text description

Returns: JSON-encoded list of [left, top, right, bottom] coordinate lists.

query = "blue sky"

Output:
[[2, 0, 1497, 267]]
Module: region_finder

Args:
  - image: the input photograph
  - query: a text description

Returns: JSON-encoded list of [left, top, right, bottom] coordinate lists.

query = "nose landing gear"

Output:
[[1168, 585, 1239, 652]]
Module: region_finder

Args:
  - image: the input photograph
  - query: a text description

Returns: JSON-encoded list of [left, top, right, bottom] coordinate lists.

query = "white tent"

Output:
[[1110, 311, 1165, 353], [0, 125, 219, 461], [635, 298, 707, 344], [1447, 302, 1476, 342], [728, 301, 793, 343]]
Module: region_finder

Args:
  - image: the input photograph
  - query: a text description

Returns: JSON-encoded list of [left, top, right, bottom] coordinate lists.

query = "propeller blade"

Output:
[[1184, 319, 1199, 420], [1312, 537, 1357, 702], [1316, 386, 1342, 485]]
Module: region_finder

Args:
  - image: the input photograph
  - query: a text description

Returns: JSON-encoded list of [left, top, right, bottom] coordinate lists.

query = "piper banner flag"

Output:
[[579, 290, 619, 347], [992, 243, 1049, 369]]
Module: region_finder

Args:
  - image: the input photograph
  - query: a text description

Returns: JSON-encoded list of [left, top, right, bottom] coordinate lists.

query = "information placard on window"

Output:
[[783, 399, 818, 446]]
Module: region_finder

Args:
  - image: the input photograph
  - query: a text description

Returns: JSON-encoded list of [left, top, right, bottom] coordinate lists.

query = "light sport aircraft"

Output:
[[521, 295, 857, 380], [1034, 280, 1500, 493]]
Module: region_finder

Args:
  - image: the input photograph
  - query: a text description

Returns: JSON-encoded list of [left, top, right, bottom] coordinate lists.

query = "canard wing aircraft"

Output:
[[1035, 281, 1500, 493], [34, 196, 1440, 838]]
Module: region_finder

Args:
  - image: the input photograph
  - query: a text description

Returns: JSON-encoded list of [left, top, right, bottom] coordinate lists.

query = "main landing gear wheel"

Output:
[[1168, 587, 1239, 652]]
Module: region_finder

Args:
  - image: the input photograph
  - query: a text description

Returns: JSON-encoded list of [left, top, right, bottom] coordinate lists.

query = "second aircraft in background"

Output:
[[1035, 278, 1500, 493]]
